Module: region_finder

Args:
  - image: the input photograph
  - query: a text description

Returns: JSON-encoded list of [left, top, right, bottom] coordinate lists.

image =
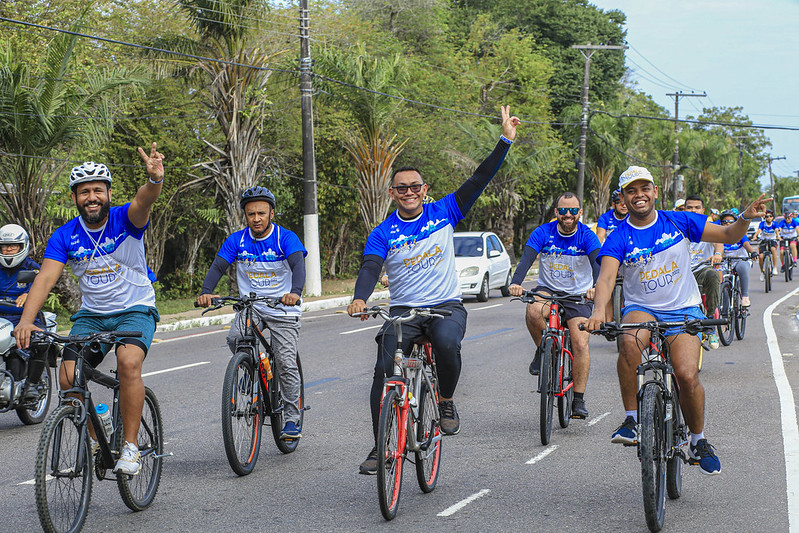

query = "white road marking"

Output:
[[154, 330, 222, 344], [303, 313, 343, 319], [143, 361, 210, 377], [340, 324, 382, 335], [588, 411, 611, 427], [472, 304, 503, 311], [526, 444, 558, 464], [438, 489, 491, 517], [763, 287, 799, 532]]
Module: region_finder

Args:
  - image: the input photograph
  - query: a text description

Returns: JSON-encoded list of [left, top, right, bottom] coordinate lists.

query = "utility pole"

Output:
[[767, 155, 786, 208], [732, 135, 757, 211], [665, 91, 706, 207], [299, 0, 321, 296], [572, 42, 627, 204]]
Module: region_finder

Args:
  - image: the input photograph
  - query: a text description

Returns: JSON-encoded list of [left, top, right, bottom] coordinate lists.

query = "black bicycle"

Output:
[[587, 317, 725, 532], [717, 257, 749, 346], [201, 294, 306, 476], [781, 238, 795, 282], [759, 239, 777, 293], [32, 330, 164, 533]]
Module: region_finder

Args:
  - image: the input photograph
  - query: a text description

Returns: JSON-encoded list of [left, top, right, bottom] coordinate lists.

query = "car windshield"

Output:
[[454, 236, 483, 257]]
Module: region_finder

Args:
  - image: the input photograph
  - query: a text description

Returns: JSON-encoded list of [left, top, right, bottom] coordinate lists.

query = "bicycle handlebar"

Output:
[[511, 288, 587, 305], [30, 329, 142, 345], [351, 306, 453, 321], [196, 294, 290, 315], [580, 318, 728, 341]]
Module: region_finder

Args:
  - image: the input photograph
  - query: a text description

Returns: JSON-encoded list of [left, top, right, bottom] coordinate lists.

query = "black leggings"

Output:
[[369, 302, 467, 441]]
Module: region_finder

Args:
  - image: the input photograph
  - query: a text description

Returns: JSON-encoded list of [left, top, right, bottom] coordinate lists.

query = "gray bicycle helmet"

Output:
[[240, 186, 276, 210], [719, 209, 737, 221], [0, 224, 30, 269], [70, 162, 112, 190]]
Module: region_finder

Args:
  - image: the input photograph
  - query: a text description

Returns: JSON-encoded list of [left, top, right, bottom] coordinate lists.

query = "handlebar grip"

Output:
[[194, 301, 202, 308], [112, 331, 143, 338], [435, 309, 453, 316], [699, 319, 728, 327]]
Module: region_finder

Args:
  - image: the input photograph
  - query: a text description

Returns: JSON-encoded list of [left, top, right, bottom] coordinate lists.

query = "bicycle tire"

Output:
[[35, 404, 93, 533], [639, 383, 667, 532], [717, 282, 734, 347], [764, 254, 772, 293], [17, 366, 52, 425], [117, 387, 164, 511], [666, 379, 683, 500], [221, 351, 262, 476], [612, 282, 623, 351], [415, 380, 441, 493], [734, 284, 746, 340], [557, 341, 573, 428], [790, 257, 795, 281], [786, 248, 792, 282], [539, 337, 556, 445], [377, 389, 404, 521], [270, 354, 305, 454]]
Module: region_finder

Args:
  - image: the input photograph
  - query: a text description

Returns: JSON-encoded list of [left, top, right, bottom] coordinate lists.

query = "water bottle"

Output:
[[96, 403, 114, 441], [259, 352, 273, 380]]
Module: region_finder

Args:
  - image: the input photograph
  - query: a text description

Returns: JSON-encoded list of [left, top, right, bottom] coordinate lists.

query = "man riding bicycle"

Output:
[[15, 144, 166, 476], [778, 210, 798, 272], [719, 209, 757, 308], [347, 105, 520, 475], [754, 208, 780, 280], [196, 186, 306, 440], [585, 165, 770, 475], [596, 188, 628, 243], [507, 192, 600, 419]]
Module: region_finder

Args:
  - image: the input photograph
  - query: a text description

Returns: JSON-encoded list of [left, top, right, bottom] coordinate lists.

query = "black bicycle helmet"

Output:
[[611, 188, 621, 203], [719, 209, 737, 221], [240, 186, 276, 210]]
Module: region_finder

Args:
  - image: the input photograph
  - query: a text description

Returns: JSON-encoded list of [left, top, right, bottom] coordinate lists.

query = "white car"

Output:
[[454, 231, 513, 301]]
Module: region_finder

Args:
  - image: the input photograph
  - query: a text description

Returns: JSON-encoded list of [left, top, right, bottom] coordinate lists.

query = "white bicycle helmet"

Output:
[[0, 224, 30, 268], [70, 162, 112, 190]]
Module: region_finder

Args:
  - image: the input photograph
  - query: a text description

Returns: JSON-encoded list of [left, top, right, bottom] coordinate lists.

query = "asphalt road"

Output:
[[2, 275, 798, 532]]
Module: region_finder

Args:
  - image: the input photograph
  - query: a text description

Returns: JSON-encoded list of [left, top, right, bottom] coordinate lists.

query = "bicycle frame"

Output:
[[539, 302, 573, 399]]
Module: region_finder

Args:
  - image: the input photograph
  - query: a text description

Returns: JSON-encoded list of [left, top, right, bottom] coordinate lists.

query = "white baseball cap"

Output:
[[675, 198, 685, 208], [618, 166, 655, 189]]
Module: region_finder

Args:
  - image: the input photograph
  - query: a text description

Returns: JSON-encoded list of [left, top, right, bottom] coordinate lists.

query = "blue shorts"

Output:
[[621, 304, 706, 337], [63, 305, 159, 366]]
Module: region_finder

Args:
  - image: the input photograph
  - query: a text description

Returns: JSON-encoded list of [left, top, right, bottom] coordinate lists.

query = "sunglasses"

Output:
[[720, 219, 736, 225], [391, 183, 424, 194], [557, 207, 580, 216]]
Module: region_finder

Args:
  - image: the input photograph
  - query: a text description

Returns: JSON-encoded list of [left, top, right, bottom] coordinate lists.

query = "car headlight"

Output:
[[460, 266, 479, 277]]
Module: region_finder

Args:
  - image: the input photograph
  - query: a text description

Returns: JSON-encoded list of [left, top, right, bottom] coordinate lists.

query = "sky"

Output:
[[589, 0, 799, 186]]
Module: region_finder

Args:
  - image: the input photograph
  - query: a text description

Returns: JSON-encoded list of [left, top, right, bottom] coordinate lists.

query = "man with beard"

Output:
[[15, 143, 165, 476], [507, 192, 601, 419]]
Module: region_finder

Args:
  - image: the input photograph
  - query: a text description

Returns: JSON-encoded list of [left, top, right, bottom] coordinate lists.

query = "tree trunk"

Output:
[[327, 222, 349, 277], [53, 270, 82, 315]]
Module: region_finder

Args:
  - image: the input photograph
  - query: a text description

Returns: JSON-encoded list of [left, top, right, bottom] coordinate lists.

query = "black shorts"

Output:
[[759, 239, 778, 253], [533, 286, 593, 322]]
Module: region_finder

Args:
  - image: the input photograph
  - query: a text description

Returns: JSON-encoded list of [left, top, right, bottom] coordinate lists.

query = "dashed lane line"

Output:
[[438, 489, 491, 517], [526, 444, 558, 465]]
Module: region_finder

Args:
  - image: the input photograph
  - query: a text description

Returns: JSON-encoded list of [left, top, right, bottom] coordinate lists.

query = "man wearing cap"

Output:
[[778, 210, 799, 271], [596, 189, 628, 244], [15, 143, 165, 476], [674, 198, 686, 211], [585, 165, 771, 475]]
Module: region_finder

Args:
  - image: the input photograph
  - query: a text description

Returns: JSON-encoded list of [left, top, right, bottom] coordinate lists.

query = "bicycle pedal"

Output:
[[570, 414, 586, 420], [622, 441, 638, 447]]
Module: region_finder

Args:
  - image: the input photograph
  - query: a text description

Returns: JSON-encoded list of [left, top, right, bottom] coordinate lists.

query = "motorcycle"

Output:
[[0, 270, 57, 425]]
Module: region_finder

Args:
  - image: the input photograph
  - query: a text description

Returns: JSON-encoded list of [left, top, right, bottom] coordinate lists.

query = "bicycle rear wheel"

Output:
[[35, 404, 93, 533], [717, 282, 734, 346], [640, 383, 667, 532], [666, 379, 683, 500], [786, 248, 792, 282], [415, 380, 441, 493], [612, 282, 623, 351], [377, 389, 404, 520], [221, 351, 262, 476], [557, 345, 573, 428], [270, 355, 305, 454], [117, 387, 164, 511], [539, 337, 556, 445], [734, 286, 746, 340]]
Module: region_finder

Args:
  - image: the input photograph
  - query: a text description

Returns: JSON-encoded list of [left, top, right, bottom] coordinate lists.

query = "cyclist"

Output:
[[196, 186, 306, 440], [674, 198, 685, 211], [778, 210, 799, 272], [596, 189, 628, 243], [0, 224, 41, 327], [15, 144, 166, 476], [347, 105, 520, 475], [719, 209, 757, 308], [507, 192, 600, 419], [585, 165, 770, 475], [754, 209, 780, 280], [683, 195, 723, 349]]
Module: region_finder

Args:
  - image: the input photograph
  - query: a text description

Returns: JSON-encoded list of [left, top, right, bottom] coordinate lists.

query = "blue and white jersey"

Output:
[[779, 218, 799, 239], [218, 225, 307, 317], [44, 204, 155, 314], [689, 241, 715, 269], [597, 209, 627, 237], [758, 220, 779, 240], [723, 236, 750, 259], [364, 194, 463, 307], [526, 221, 600, 294], [599, 211, 705, 311], [0, 257, 40, 318]]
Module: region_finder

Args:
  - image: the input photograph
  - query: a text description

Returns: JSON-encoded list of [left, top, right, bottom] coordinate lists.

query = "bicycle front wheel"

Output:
[[640, 383, 667, 532], [117, 387, 164, 511], [415, 380, 441, 493], [764, 255, 773, 293], [539, 337, 556, 445], [35, 404, 93, 533], [17, 366, 52, 425], [786, 249, 792, 282], [270, 355, 305, 454], [221, 351, 262, 476], [612, 282, 623, 351], [717, 282, 734, 346], [557, 347, 573, 428], [377, 389, 404, 520], [666, 379, 683, 500], [734, 287, 746, 340]]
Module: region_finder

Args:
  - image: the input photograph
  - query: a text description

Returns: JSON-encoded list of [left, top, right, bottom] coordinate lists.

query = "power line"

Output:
[[592, 110, 799, 132], [627, 44, 698, 92]]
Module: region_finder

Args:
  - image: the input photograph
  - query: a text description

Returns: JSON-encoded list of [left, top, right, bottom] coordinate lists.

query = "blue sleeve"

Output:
[[598, 227, 625, 263], [120, 203, 146, 238], [670, 211, 705, 242], [582, 225, 601, 254], [217, 233, 239, 263], [363, 226, 389, 259], [526, 225, 547, 253], [43, 226, 69, 264], [439, 193, 465, 227], [597, 211, 610, 230], [280, 228, 307, 258]]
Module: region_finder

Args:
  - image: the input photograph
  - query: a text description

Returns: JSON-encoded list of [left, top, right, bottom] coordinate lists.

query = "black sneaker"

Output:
[[359, 446, 378, 475], [610, 416, 638, 446], [438, 400, 460, 435], [528, 350, 541, 376], [571, 397, 588, 419]]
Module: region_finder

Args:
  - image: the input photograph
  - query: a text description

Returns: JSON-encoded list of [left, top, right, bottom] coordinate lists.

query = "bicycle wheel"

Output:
[[539, 337, 556, 445], [17, 366, 52, 425], [612, 282, 623, 351], [35, 404, 93, 533], [734, 285, 746, 340], [117, 387, 164, 511], [717, 282, 734, 347], [270, 355, 305, 454], [666, 380, 683, 500], [764, 254, 772, 293], [377, 389, 404, 520], [786, 248, 792, 282], [557, 346, 573, 428], [221, 351, 262, 476], [639, 383, 667, 532], [415, 380, 441, 493]]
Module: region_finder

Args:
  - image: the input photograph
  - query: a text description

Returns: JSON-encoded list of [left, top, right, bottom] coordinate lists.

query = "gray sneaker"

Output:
[[438, 400, 460, 435], [359, 446, 378, 475]]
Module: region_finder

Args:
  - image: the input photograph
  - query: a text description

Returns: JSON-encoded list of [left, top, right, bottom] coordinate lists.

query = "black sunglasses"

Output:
[[391, 183, 424, 194], [557, 207, 580, 216], [720, 219, 736, 225]]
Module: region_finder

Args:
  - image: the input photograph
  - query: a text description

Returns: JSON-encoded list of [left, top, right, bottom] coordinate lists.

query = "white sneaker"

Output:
[[760, 272, 765, 282], [773, 267, 779, 275], [89, 437, 100, 457], [114, 441, 141, 475], [741, 296, 751, 307], [708, 333, 720, 350]]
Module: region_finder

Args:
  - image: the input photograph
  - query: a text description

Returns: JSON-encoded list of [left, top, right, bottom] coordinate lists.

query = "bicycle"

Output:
[[514, 288, 584, 445], [31, 330, 164, 533], [760, 239, 777, 293], [586, 317, 725, 532], [689, 258, 720, 372], [611, 274, 624, 351], [199, 294, 307, 476], [352, 306, 447, 521], [717, 257, 749, 346], [780, 238, 795, 282]]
